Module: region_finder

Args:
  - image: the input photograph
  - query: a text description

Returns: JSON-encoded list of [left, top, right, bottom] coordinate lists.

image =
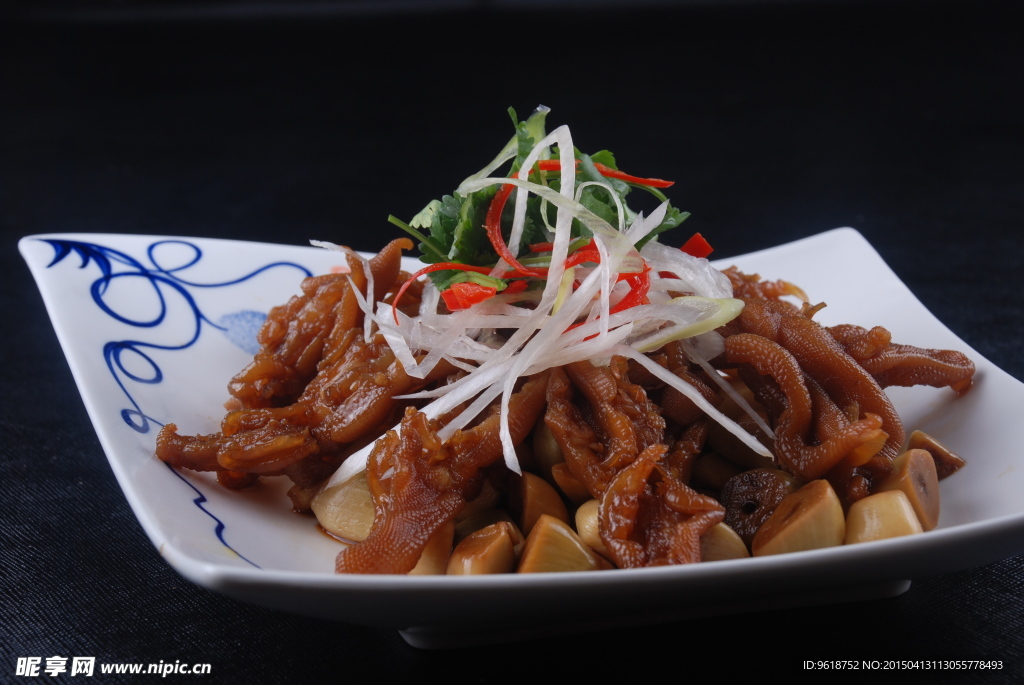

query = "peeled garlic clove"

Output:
[[454, 509, 517, 545], [752, 479, 845, 557], [447, 521, 520, 575], [907, 430, 966, 480], [532, 421, 564, 482], [573, 499, 611, 559], [518, 515, 613, 573], [310, 469, 374, 543], [408, 520, 454, 576], [876, 448, 940, 531], [844, 490, 923, 544], [508, 471, 570, 536], [551, 463, 592, 506], [701, 522, 750, 562]]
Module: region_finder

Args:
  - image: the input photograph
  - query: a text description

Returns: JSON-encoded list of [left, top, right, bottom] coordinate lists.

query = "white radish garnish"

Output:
[[326, 111, 767, 488]]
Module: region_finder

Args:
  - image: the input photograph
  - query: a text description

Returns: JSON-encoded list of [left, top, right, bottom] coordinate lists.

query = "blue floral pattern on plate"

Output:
[[36, 237, 314, 569], [40, 238, 311, 433]]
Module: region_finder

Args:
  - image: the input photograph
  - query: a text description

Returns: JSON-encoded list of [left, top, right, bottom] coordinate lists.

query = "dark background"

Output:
[[2, 1, 1023, 681]]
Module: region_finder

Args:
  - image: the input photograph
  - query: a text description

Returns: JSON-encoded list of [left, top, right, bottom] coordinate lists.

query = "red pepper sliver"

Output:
[[536, 160, 573, 172], [564, 249, 602, 269], [610, 265, 652, 314], [680, 232, 713, 259], [485, 181, 545, 279], [441, 282, 498, 311], [503, 280, 529, 295], [536, 159, 674, 188], [392, 262, 495, 323], [592, 162, 674, 189], [565, 264, 652, 336]]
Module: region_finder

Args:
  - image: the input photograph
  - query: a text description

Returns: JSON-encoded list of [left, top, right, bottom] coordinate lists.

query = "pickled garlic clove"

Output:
[[844, 490, 923, 545], [752, 480, 845, 557]]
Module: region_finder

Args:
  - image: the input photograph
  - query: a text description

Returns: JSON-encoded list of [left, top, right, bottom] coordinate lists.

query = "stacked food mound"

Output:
[[157, 107, 974, 574]]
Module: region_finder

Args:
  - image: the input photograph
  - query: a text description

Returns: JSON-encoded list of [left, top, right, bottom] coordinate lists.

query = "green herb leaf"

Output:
[[390, 107, 691, 287]]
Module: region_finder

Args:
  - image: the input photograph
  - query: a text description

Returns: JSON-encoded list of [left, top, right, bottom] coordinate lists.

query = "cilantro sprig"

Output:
[[388, 107, 689, 291]]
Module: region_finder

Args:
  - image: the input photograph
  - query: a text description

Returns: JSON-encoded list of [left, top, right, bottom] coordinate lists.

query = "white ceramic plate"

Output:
[[20, 228, 1024, 648]]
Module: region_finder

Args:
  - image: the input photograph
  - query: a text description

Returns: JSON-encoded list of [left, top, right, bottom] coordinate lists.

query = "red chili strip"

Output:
[[610, 265, 652, 314], [392, 262, 495, 323], [564, 264, 652, 337], [536, 159, 674, 188], [593, 162, 674, 189], [564, 249, 602, 269], [502, 280, 529, 295], [441, 282, 498, 311], [485, 182, 546, 279]]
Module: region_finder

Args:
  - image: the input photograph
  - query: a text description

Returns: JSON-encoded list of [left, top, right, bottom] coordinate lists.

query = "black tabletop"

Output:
[[3, 2, 1023, 681]]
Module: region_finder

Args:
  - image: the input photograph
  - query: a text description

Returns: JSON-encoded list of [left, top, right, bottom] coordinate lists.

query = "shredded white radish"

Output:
[[613, 345, 773, 458], [688, 335, 774, 440], [342, 251, 375, 344], [324, 118, 767, 487]]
